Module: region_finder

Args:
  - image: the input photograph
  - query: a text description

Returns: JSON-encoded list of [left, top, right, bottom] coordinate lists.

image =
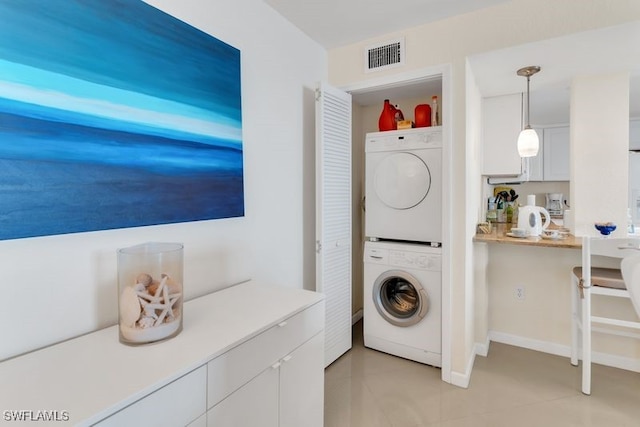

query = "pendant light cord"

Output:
[[526, 75, 531, 129]]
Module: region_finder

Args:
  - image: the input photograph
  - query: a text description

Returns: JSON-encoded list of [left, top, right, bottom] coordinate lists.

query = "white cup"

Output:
[[542, 229, 559, 239], [511, 227, 526, 237]]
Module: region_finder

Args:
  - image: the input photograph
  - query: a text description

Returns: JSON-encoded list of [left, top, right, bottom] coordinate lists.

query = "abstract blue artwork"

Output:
[[0, 0, 243, 240]]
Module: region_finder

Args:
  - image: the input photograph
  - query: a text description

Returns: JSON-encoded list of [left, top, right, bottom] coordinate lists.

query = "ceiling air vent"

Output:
[[365, 38, 405, 73]]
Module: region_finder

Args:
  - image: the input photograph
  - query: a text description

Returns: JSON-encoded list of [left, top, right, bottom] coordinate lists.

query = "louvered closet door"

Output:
[[316, 82, 352, 367]]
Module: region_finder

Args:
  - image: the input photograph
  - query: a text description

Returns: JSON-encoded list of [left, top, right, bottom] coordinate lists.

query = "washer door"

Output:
[[373, 152, 431, 210], [372, 270, 429, 327]]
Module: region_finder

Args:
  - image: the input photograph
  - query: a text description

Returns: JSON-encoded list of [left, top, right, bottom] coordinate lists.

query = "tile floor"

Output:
[[324, 321, 640, 427]]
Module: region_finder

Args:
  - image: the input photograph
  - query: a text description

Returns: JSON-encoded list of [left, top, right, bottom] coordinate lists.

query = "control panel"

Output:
[[389, 249, 441, 271]]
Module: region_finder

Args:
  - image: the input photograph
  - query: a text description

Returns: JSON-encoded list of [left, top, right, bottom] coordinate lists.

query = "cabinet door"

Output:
[[279, 333, 324, 427], [482, 93, 523, 176], [207, 366, 279, 427], [630, 120, 640, 150], [543, 127, 570, 181], [527, 129, 544, 181]]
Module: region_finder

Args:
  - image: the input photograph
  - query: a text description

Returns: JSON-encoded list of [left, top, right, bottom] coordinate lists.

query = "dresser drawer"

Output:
[[96, 366, 206, 427], [207, 301, 323, 408]]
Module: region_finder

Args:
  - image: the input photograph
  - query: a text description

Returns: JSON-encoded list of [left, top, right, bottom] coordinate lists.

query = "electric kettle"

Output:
[[517, 195, 551, 236]]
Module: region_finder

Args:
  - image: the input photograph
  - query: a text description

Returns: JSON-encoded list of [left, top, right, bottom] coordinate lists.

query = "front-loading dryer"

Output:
[[365, 127, 442, 244], [363, 240, 441, 367]]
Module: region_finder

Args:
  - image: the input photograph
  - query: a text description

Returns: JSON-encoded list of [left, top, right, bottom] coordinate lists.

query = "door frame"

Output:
[[339, 64, 453, 384]]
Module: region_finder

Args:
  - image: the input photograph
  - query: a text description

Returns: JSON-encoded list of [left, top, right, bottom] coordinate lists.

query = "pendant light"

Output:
[[517, 65, 541, 157]]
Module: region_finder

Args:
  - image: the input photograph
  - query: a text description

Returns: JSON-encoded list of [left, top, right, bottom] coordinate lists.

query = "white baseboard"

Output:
[[450, 370, 470, 389], [488, 330, 640, 373], [489, 331, 569, 357], [450, 341, 488, 389], [352, 309, 363, 325], [474, 337, 490, 358]]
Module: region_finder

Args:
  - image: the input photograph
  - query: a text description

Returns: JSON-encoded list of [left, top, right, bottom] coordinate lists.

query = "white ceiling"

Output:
[[468, 21, 640, 124], [264, 0, 512, 49], [265, 0, 640, 123]]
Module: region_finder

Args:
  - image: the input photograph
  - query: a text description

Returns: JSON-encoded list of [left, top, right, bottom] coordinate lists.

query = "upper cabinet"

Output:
[[527, 128, 544, 181], [528, 126, 570, 182], [482, 93, 565, 181], [543, 127, 570, 181], [482, 93, 523, 176], [630, 119, 640, 150]]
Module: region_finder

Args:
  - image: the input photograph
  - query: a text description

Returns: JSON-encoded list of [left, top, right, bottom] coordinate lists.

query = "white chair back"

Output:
[[571, 235, 640, 395], [621, 254, 640, 318]]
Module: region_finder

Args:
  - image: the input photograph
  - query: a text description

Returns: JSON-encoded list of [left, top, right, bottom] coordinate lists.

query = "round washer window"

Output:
[[373, 270, 429, 327], [373, 152, 431, 210]]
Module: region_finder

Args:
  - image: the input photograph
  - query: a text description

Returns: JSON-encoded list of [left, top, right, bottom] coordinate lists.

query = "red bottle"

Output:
[[414, 104, 432, 127], [378, 99, 397, 131]]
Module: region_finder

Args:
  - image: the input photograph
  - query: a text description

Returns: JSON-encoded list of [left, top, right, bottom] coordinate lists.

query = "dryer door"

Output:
[[373, 152, 431, 210], [372, 270, 429, 327]]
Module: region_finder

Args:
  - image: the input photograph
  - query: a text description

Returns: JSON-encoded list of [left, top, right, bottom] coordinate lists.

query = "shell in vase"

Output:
[[120, 286, 142, 327]]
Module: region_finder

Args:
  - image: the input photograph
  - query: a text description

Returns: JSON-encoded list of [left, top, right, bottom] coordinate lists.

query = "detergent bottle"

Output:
[[378, 99, 397, 131]]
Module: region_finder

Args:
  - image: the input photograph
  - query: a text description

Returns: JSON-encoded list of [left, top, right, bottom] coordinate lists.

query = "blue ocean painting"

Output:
[[0, 0, 243, 240]]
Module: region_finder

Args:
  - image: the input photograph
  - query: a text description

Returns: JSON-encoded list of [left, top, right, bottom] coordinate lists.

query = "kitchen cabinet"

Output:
[[0, 282, 325, 427], [482, 93, 524, 176], [630, 119, 640, 150], [528, 126, 570, 182], [543, 126, 570, 181], [527, 128, 544, 181]]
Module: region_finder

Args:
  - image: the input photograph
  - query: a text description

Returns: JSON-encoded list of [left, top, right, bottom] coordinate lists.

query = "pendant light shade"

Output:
[[517, 65, 541, 158], [517, 127, 539, 158]]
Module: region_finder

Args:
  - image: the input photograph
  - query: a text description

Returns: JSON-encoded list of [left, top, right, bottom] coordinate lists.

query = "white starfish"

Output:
[[132, 275, 181, 327]]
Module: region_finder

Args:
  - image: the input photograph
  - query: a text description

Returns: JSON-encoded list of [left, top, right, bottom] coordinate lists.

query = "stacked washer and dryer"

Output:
[[363, 127, 442, 367]]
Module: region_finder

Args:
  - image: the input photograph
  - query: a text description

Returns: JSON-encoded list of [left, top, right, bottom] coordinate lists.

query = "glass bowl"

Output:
[[595, 223, 617, 236]]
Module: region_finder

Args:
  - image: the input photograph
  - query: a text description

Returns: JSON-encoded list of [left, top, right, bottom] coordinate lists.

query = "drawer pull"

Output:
[[277, 321, 288, 328], [282, 355, 293, 363], [271, 362, 281, 369]]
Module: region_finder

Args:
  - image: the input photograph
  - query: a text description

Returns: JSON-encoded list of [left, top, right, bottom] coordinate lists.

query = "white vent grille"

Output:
[[365, 38, 405, 72]]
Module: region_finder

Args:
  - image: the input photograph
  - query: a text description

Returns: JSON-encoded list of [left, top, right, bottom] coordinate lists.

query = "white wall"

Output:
[[0, 0, 327, 361], [487, 244, 640, 369], [572, 72, 630, 236], [466, 60, 486, 372], [327, 0, 640, 377]]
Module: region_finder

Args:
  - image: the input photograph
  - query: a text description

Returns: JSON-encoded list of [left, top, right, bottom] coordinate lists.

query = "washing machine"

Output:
[[363, 240, 441, 366], [365, 127, 442, 244]]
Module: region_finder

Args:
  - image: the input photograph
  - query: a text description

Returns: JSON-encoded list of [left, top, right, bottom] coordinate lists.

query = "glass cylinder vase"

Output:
[[118, 242, 184, 345]]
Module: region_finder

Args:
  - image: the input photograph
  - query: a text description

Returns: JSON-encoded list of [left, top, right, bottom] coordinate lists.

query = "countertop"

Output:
[[473, 223, 581, 249]]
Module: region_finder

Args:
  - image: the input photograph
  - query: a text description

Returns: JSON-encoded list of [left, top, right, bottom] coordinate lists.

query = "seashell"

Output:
[[138, 316, 155, 329], [136, 273, 153, 287], [161, 273, 182, 294], [120, 286, 142, 328], [142, 302, 158, 319], [146, 280, 160, 295]]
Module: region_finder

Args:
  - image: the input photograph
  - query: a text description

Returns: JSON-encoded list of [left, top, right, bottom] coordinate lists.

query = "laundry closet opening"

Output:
[[348, 74, 444, 328], [343, 67, 451, 382]]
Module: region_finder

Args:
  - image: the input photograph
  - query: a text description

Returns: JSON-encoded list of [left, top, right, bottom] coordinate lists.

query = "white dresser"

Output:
[[0, 281, 325, 426]]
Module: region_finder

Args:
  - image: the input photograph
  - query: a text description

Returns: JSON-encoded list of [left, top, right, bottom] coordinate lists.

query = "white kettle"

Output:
[[517, 195, 551, 236]]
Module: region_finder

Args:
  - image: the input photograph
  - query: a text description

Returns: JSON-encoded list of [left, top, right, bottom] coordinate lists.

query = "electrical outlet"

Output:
[[515, 286, 525, 301]]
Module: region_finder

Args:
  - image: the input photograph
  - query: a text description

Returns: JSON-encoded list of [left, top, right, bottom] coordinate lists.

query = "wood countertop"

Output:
[[473, 223, 581, 249]]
